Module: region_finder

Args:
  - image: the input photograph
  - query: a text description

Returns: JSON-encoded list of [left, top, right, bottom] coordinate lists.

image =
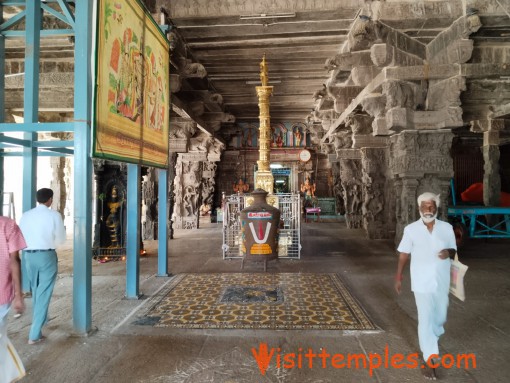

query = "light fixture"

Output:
[[240, 13, 296, 20], [270, 163, 283, 169]]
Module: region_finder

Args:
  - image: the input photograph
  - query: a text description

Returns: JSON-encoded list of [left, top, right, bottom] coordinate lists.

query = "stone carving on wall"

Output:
[[179, 58, 207, 79], [169, 74, 182, 93], [190, 101, 205, 116], [349, 16, 378, 51], [333, 130, 353, 152], [172, 158, 203, 229], [209, 93, 223, 105], [370, 43, 393, 67], [339, 159, 363, 228], [463, 12, 482, 38], [331, 162, 346, 215], [170, 120, 197, 139], [169, 119, 197, 152], [190, 134, 213, 153], [312, 84, 328, 102], [345, 113, 373, 135], [312, 109, 338, 122], [382, 80, 418, 110], [208, 139, 225, 162], [201, 162, 217, 207], [361, 93, 389, 135], [426, 76, 466, 111], [361, 147, 390, 239]]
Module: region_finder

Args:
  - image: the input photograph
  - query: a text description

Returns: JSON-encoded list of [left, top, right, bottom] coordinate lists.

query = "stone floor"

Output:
[[5, 220, 510, 383]]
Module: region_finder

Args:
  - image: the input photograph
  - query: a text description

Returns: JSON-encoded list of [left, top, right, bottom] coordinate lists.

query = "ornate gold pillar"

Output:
[[255, 54, 274, 193]]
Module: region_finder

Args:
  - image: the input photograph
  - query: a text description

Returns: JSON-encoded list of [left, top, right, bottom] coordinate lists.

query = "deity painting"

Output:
[[244, 127, 256, 147], [94, 0, 169, 167], [272, 124, 287, 147]]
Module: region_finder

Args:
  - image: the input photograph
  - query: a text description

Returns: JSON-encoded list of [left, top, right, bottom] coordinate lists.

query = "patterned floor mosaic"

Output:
[[140, 273, 377, 330]]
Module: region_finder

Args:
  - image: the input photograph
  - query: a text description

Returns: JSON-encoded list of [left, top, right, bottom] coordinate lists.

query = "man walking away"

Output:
[[19, 188, 66, 345]]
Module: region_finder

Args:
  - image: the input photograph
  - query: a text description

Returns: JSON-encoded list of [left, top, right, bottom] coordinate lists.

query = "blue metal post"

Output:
[[21, 0, 42, 293], [157, 169, 169, 276], [22, 0, 40, 209], [73, 0, 93, 334], [126, 163, 141, 298]]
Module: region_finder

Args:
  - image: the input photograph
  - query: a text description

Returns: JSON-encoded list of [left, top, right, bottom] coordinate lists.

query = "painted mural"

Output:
[[94, 0, 169, 168], [230, 122, 309, 149]]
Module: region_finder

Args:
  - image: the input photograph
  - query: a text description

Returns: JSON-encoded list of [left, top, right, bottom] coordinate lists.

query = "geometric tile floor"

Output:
[[139, 273, 377, 330]]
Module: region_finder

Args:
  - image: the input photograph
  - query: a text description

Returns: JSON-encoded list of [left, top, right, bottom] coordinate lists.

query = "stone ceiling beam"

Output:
[[178, 20, 353, 39], [188, 35, 346, 49], [191, 44, 342, 59], [321, 62, 510, 142]]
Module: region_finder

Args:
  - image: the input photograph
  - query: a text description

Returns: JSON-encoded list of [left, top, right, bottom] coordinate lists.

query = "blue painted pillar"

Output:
[[126, 163, 141, 298], [157, 169, 169, 276], [73, 0, 93, 334], [21, 0, 41, 293]]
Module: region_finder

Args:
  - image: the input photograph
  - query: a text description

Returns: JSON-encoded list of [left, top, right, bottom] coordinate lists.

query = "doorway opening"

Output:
[[272, 167, 291, 194]]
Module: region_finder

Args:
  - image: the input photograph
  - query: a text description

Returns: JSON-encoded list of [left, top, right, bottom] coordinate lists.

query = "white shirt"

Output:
[[397, 218, 457, 293], [19, 204, 66, 250]]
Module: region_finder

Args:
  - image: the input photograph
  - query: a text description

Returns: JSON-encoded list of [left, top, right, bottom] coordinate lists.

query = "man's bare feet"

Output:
[[422, 359, 437, 380]]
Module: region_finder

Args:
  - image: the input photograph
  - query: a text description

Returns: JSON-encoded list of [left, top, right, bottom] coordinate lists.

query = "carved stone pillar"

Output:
[[49, 156, 68, 220], [390, 130, 454, 242], [172, 152, 205, 229], [471, 119, 504, 206], [200, 161, 218, 212], [331, 161, 345, 215], [483, 144, 501, 206], [360, 147, 392, 239], [141, 168, 157, 240], [338, 149, 363, 229], [168, 152, 177, 239]]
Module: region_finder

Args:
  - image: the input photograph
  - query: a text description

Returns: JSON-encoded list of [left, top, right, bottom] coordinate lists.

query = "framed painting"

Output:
[[93, 0, 170, 168]]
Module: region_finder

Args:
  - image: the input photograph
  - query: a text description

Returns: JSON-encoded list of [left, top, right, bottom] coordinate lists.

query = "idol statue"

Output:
[[233, 179, 250, 194], [105, 186, 123, 247]]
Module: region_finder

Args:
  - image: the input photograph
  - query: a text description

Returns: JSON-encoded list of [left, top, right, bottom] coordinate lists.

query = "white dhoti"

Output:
[[414, 290, 449, 361], [0, 304, 26, 383]]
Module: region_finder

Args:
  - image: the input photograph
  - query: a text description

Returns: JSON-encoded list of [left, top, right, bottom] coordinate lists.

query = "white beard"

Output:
[[420, 212, 437, 224]]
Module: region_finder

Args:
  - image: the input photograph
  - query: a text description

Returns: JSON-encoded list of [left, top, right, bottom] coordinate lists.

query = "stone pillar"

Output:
[[168, 152, 177, 239], [338, 149, 363, 229], [141, 168, 158, 240], [200, 161, 218, 213], [172, 152, 205, 229], [390, 130, 454, 242], [470, 118, 504, 207], [49, 156, 68, 220], [483, 128, 502, 207], [330, 160, 345, 215], [360, 147, 392, 239]]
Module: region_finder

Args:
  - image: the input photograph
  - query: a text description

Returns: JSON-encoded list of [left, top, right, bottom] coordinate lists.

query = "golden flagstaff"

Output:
[[255, 54, 274, 193]]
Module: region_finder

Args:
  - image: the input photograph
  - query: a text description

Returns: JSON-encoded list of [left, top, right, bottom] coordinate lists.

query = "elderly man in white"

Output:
[[395, 192, 457, 380]]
